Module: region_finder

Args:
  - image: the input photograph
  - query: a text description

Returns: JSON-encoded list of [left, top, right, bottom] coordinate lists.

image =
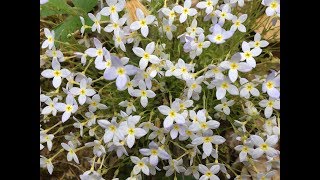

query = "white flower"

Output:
[[263, 116, 280, 136], [186, 19, 204, 38], [249, 33, 269, 50], [132, 80, 156, 108], [215, 5, 233, 25], [104, 57, 138, 89], [185, 165, 200, 179], [40, 132, 54, 151], [198, 164, 220, 180], [159, 18, 177, 40], [173, 0, 197, 23], [104, 16, 127, 34], [163, 159, 186, 176], [164, 60, 177, 77], [186, 76, 204, 99], [41, 59, 71, 89], [98, 117, 124, 143], [40, 0, 48, 4], [139, 141, 170, 166], [214, 98, 235, 115], [230, 14, 247, 32], [169, 123, 187, 139], [80, 170, 105, 180], [190, 34, 210, 58], [113, 30, 127, 52], [189, 109, 220, 132], [176, 98, 194, 111], [100, 0, 125, 21], [42, 28, 55, 49], [88, 13, 102, 33], [61, 141, 79, 164], [207, 24, 233, 44], [161, 7, 176, 25], [234, 143, 254, 162], [220, 53, 252, 82], [239, 78, 260, 99], [213, 77, 239, 100], [158, 101, 186, 128], [74, 51, 88, 66], [204, 65, 225, 79], [65, 132, 81, 147], [86, 94, 107, 112], [85, 140, 106, 157], [46, 47, 64, 62], [130, 156, 150, 175], [41, 97, 59, 116], [240, 41, 262, 68], [262, 71, 280, 98], [130, 8, 155, 37], [55, 94, 78, 122], [70, 78, 96, 105], [172, 58, 193, 80], [196, 0, 218, 14], [192, 130, 226, 156], [250, 135, 279, 158], [230, 0, 245, 7], [264, 0, 280, 17], [119, 115, 147, 148], [133, 42, 160, 70], [85, 38, 105, 63], [80, 16, 86, 35], [40, 156, 54, 174], [259, 98, 280, 118]]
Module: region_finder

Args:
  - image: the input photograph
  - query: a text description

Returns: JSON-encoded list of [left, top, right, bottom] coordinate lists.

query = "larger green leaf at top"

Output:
[[72, 0, 98, 13], [40, 0, 73, 17]]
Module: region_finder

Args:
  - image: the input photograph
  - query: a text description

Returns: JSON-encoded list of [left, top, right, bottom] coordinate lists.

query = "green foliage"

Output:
[[40, 0, 73, 17], [72, 0, 98, 13]]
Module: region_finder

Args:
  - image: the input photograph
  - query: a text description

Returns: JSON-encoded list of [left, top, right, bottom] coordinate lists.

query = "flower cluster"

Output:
[[40, 0, 280, 179]]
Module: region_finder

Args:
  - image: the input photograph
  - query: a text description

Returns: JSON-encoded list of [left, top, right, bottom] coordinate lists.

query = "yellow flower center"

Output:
[[53, 70, 61, 77], [116, 67, 125, 75], [65, 105, 73, 112], [243, 146, 249, 152], [181, 67, 187, 73], [221, 12, 226, 18], [141, 90, 147, 97], [221, 82, 229, 89], [260, 143, 268, 151], [244, 52, 252, 58], [267, 101, 274, 107], [113, 23, 119, 28], [138, 162, 144, 167], [48, 37, 53, 42], [143, 53, 150, 59], [151, 149, 158, 155], [97, 49, 103, 56], [203, 136, 212, 143], [198, 42, 203, 48], [52, 51, 57, 57], [191, 83, 197, 89], [109, 125, 116, 132], [110, 5, 116, 13], [246, 84, 253, 91], [207, 1, 213, 6], [270, 1, 278, 9], [215, 34, 222, 42], [173, 124, 179, 130], [91, 101, 97, 106], [200, 122, 208, 129], [255, 41, 260, 47], [165, 25, 171, 32], [140, 19, 147, 26], [230, 63, 238, 70], [80, 89, 86, 95], [169, 110, 176, 118], [205, 171, 212, 177], [128, 128, 135, 135], [235, 20, 241, 26], [183, 8, 189, 14], [266, 81, 274, 89]]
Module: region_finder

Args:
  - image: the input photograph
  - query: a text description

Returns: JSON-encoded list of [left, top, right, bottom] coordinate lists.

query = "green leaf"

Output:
[[40, 0, 73, 17], [54, 15, 81, 42], [72, 0, 98, 13]]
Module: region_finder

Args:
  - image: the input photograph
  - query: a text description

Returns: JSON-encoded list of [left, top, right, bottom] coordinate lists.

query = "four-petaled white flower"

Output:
[[104, 16, 127, 34], [234, 142, 254, 162], [119, 115, 147, 148], [185, 165, 200, 179], [70, 78, 96, 105], [215, 5, 233, 25], [189, 109, 220, 132], [132, 42, 160, 70], [40, 132, 54, 151], [240, 41, 262, 68], [55, 94, 78, 122], [100, 0, 125, 21], [220, 53, 252, 82], [213, 77, 239, 100], [249, 33, 269, 50], [139, 141, 170, 166], [186, 76, 204, 99], [197, 0, 218, 15], [88, 13, 102, 33], [98, 117, 124, 143], [173, 0, 197, 23], [262, 71, 280, 98], [264, 0, 280, 17], [85, 38, 106, 63], [161, 7, 176, 25], [192, 130, 226, 156], [130, 8, 155, 37], [40, 156, 54, 174], [198, 164, 220, 180], [119, 100, 136, 115], [159, 18, 177, 40], [85, 140, 106, 157], [41, 97, 59, 116], [41, 59, 71, 89], [259, 98, 280, 118], [250, 135, 279, 158], [86, 94, 108, 112], [46, 47, 64, 62], [214, 98, 235, 115], [163, 159, 186, 176], [158, 101, 186, 128], [132, 80, 156, 108], [130, 156, 150, 175], [61, 141, 79, 164], [230, 14, 247, 32], [42, 28, 55, 49], [239, 78, 260, 99], [207, 24, 233, 44]]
